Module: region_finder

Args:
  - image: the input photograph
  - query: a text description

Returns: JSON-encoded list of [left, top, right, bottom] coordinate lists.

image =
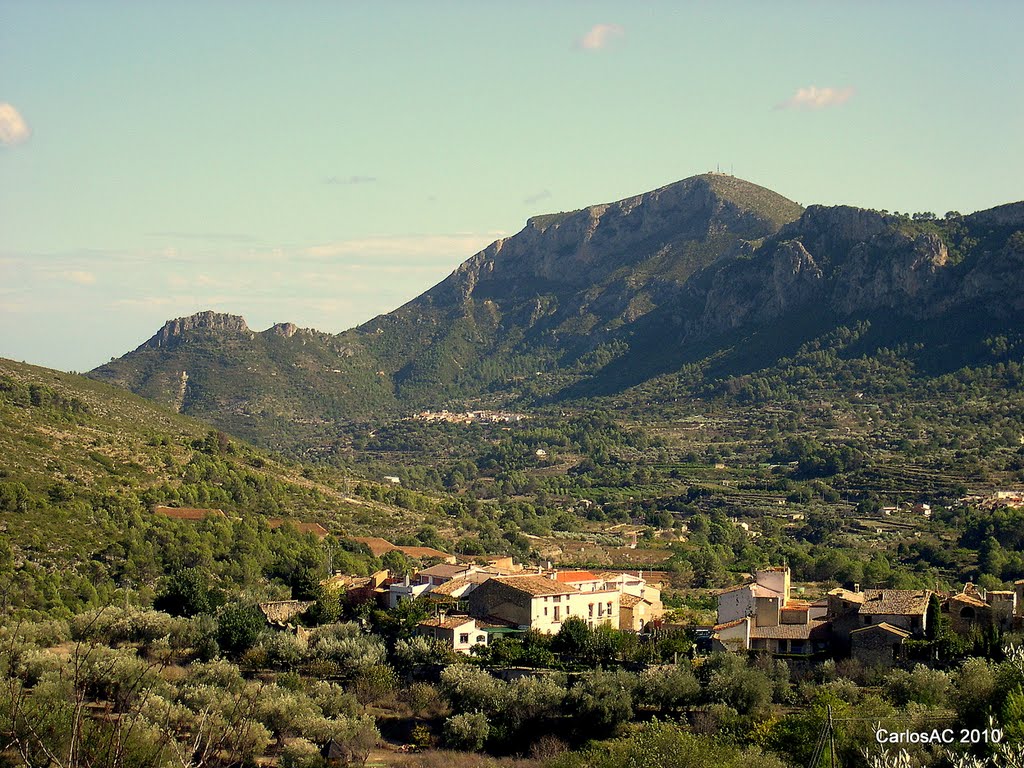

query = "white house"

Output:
[[417, 615, 488, 653], [467, 575, 619, 634]]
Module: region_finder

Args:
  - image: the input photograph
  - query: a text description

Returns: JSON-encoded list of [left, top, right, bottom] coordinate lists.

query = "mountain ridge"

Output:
[[88, 174, 1024, 455]]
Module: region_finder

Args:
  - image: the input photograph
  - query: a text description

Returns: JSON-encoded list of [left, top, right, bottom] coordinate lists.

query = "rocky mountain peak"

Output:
[[144, 311, 252, 349], [267, 322, 299, 338], [415, 174, 804, 310]]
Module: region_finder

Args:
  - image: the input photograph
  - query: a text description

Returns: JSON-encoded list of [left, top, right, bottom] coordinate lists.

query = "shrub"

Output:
[[443, 711, 490, 751]]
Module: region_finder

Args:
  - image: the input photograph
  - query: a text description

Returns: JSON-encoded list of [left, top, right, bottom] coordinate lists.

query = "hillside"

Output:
[[0, 358, 431, 614], [88, 174, 1024, 458]]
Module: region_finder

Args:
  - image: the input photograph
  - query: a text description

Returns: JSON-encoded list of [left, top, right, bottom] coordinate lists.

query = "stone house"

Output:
[[850, 622, 912, 666]]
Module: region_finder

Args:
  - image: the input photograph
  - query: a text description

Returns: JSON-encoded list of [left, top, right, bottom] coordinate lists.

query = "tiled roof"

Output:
[[950, 592, 988, 609], [491, 575, 578, 597], [828, 588, 866, 603], [429, 577, 475, 596], [859, 590, 931, 616], [850, 621, 911, 638], [750, 618, 830, 640], [419, 563, 471, 579], [713, 617, 748, 631], [619, 593, 647, 608], [552, 570, 599, 583], [419, 615, 476, 630]]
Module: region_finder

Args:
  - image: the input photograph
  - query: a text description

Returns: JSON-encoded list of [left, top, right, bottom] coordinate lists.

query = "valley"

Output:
[[3, 175, 1024, 768]]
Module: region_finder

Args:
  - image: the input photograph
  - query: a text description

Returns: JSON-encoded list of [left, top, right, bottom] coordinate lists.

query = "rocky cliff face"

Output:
[[144, 311, 252, 349], [678, 206, 963, 339], [414, 174, 803, 310]]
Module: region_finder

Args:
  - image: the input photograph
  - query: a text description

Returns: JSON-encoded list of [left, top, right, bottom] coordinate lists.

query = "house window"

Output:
[[544, 607, 548, 616], [554, 606, 560, 621], [607, 602, 613, 615], [553, 595, 561, 603], [459, 633, 470, 644], [589, 603, 594, 617], [565, 606, 570, 615], [476, 635, 486, 643]]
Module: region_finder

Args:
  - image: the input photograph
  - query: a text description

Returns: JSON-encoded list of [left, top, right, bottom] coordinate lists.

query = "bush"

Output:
[[443, 711, 490, 751], [566, 669, 636, 737], [281, 738, 325, 768]]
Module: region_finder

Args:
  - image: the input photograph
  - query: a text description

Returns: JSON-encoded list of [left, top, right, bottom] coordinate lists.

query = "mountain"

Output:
[[88, 174, 1024, 454]]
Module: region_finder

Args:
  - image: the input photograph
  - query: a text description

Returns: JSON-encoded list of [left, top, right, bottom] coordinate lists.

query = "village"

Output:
[[153, 505, 1024, 669]]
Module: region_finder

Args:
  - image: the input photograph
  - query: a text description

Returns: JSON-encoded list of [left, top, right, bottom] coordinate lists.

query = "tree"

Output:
[[380, 550, 413, 577], [154, 567, 220, 616], [216, 604, 264, 658], [552, 616, 592, 661]]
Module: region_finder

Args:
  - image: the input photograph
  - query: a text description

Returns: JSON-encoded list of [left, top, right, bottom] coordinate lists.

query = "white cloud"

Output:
[[576, 23, 625, 51], [61, 271, 96, 285], [0, 103, 30, 146], [776, 86, 856, 110], [524, 189, 552, 205]]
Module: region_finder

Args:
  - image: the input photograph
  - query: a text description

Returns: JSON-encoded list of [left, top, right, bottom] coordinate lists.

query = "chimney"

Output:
[[853, 583, 861, 593], [404, 574, 410, 587]]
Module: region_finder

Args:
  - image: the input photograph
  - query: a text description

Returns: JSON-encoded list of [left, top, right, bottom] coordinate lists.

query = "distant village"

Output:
[[155, 504, 1024, 666], [410, 409, 528, 425]]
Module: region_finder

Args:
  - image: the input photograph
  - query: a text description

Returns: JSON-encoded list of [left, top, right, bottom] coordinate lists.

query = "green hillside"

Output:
[[0, 359, 430, 616]]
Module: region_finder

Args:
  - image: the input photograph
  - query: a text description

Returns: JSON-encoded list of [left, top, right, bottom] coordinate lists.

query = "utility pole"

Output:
[[807, 705, 837, 768]]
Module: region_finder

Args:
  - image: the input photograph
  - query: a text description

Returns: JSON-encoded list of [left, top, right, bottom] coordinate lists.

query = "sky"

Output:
[[1, 1, 1022, 372]]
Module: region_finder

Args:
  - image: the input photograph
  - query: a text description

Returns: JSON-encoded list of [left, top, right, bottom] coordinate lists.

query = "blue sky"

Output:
[[1, 1, 1022, 371]]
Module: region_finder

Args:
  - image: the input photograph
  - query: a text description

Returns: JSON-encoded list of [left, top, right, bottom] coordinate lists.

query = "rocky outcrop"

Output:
[[967, 202, 1024, 228], [144, 311, 251, 349], [830, 232, 949, 314], [267, 322, 299, 338]]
